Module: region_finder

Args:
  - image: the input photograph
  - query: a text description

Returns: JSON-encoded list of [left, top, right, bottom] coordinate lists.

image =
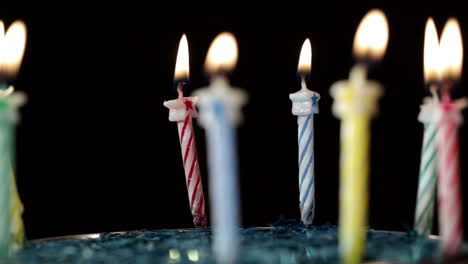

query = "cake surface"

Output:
[[9, 220, 455, 264]]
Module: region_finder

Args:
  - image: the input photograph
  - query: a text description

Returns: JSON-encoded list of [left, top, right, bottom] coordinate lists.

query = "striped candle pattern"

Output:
[[176, 115, 207, 227], [414, 102, 438, 236], [293, 38, 317, 225], [297, 113, 316, 225], [290, 88, 319, 226], [436, 98, 464, 256], [164, 95, 207, 228]]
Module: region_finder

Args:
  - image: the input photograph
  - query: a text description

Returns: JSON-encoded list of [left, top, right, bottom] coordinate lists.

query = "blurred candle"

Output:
[[163, 35, 207, 227], [0, 20, 27, 256], [414, 18, 440, 236], [289, 39, 320, 225], [330, 9, 388, 264], [435, 18, 466, 257], [194, 32, 247, 264]]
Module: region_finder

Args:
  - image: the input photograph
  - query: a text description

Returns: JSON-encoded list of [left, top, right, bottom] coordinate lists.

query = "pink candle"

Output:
[[435, 18, 466, 256], [436, 95, 465, 255], [163, 35, 207, 227]]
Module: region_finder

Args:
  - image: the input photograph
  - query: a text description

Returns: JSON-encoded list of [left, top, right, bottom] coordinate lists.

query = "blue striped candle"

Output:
[[196, 33, 246, 264], [196, 76, 247, 264], [290, 83, 320, 225]]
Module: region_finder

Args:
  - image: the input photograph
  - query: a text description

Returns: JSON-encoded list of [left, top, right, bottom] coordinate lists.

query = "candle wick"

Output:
[[441, 80, 453, 99], [350, 64, 368, 92], [300, 77, 308, 90], [177, 83, 184, 98], [429, 85, 439, 102]]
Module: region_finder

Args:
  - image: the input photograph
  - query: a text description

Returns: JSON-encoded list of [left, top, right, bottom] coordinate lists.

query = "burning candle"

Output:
[[330, 9, 389, 264], [0, 20, 27, 256], [194, 32, 247, 264], [435, 18, 466, 257], [414, 18, 440, 236], [163, 34, 207, 227], [289, 39, 320, 225]]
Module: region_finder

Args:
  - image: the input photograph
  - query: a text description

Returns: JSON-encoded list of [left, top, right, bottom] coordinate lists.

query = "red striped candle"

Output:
[[164, 90, 207, 227], [176, 98, 206, 227], [436, 96, 466, 256], [435, 18, 466, 257], [163, 34, 207, 227]]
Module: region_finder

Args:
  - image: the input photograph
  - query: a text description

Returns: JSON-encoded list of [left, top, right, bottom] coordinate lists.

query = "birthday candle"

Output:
[[0, 20, 27, 256], [194, 32, 247, 264], [330, 10, 388, 264], [0, 92, 13, 257], [414, 18, 440, 236], [289, 39, 320, 225], [435, 18, 466, 257], [163, 35, 207, 227], [415, 98, 438, 236], [0, 89, 26, 256]]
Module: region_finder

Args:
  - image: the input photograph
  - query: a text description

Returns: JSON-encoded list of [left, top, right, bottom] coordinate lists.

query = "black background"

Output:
[[1, 3, 468, 240]]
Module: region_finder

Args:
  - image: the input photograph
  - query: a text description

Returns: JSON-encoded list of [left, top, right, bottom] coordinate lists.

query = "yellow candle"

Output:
[[330, 9, 389, 264], [332, 66, 382, 264]]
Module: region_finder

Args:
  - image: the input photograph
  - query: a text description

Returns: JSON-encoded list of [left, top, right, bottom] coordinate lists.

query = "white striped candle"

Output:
[[290, 81, 320, 225], [164, 34, 207, 227], [414, 97, 438, 236], [435, 96, 466, 256], [434, 17, 465, 257], [416, 18, 440, 236], [176, 111, 206, 227], [164, 93, 207, 227]]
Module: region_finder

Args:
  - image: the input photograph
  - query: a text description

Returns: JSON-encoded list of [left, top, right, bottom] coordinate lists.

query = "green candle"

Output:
[[0, 89, 13, 256], [0, 19, 28, 257], [0, 85, 26, 257]]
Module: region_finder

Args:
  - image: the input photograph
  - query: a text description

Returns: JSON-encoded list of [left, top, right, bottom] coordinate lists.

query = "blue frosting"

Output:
[[8, 221, 456, 264]]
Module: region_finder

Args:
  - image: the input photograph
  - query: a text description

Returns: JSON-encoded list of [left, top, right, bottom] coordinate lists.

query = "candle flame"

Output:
[[353, 9, 389, 61], [298, 38, 312, 75], [424, 18, 442, 83], [0, 20, 27, 77], [174, 34, 189, 80], [439, 18, 463, 81], [205, 32, 238, 74]]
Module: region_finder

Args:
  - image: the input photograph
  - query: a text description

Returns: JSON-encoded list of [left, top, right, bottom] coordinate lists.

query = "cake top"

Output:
[[10, 220, 459, 264]]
